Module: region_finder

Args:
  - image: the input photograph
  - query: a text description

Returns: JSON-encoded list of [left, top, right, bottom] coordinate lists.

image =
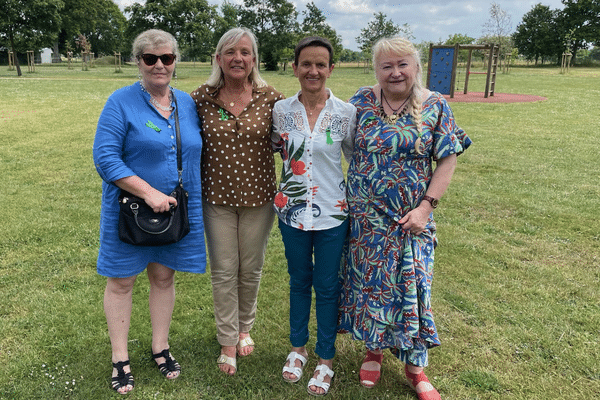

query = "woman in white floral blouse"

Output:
[[271, 36, 356, 396]]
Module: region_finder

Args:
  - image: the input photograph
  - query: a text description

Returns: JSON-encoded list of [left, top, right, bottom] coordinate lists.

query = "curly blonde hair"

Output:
[[373, 37, 425, 151]]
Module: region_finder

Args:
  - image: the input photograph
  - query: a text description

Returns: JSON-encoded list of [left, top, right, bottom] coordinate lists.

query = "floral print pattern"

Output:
[[338, 87, 471, 366], [272, 90, 356, 231]]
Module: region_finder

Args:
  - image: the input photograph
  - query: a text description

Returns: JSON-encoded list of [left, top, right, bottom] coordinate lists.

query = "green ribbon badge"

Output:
[[145, 120, 161, 132], [325, 127, 333, 145], [218, 108, 229, 121]]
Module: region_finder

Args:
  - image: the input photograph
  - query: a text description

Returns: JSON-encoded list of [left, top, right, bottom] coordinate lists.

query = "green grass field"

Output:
[[0, 62, 599, 399]]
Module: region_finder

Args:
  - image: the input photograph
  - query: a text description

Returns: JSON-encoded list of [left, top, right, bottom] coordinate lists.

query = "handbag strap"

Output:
[[172, 91, 183, 185]]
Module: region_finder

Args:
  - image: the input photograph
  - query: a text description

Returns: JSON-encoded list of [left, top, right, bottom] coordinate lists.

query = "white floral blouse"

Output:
[[272, 89, 357, 231]]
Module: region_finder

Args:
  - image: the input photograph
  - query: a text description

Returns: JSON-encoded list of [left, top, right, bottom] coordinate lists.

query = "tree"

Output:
[[556, 0, 600, 63], [58, 0, 126, 58], [298, 2, 343, 62], [212, 1, 240, 52], [512, 4, 559, 65], [444, 33, 475, 46], [356, 12, 412, 56], [0, 0, 63, 76], [238, 0, 298, 70], [590, 46, 600, 61], [483, 2, 513, 66], [339, 48, 361, 63], [125, 0, 220, 60], [444, 33, 476, 63]]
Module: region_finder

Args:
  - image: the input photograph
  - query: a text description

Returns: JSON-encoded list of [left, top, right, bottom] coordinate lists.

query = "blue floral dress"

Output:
[[338, 87, 471, 366]]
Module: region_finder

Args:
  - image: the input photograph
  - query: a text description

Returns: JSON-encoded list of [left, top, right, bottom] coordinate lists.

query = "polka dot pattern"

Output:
[[191, 84, 284, 207]]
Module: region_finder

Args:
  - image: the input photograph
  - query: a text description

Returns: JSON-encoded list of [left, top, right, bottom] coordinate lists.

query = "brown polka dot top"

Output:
[[191, 83, 284, 207]]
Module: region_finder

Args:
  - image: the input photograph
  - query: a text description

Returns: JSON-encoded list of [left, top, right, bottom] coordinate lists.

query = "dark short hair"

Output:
[[294, 36, 333, 66]]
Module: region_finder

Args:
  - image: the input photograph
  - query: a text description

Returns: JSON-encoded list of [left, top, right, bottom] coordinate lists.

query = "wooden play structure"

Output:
[[427, 43, 500, 98]]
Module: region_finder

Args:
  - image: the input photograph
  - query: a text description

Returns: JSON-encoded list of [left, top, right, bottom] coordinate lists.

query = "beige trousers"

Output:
[[203, 201, 275, 346]]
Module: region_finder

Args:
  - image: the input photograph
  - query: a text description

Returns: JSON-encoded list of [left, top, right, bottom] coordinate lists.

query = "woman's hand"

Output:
[[399, 204, 431, 235], [115, 176, 177, 213], [144, 190, 177, 213]]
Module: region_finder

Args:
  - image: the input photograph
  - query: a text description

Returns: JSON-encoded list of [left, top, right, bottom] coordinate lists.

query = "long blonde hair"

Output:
[[372, 37, 425, 141], [206, 27, 267, 88]]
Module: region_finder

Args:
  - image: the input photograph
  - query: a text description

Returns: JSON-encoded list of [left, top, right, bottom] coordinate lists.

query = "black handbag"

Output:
[[118, 93, 190, 246]]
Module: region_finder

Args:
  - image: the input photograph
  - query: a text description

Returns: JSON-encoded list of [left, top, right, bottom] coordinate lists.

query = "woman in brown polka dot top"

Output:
[[190, 27, 283, 376]]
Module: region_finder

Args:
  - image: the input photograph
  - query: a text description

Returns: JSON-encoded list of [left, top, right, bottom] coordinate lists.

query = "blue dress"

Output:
[[338, 87, 471, 366], [93, 82, 206, 278]]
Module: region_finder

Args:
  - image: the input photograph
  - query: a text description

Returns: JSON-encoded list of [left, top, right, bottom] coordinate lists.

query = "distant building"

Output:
[[41, 48, 52, 63]]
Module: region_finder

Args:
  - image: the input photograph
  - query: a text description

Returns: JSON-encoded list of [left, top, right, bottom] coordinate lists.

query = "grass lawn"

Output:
[[0, 61, 598, 399]]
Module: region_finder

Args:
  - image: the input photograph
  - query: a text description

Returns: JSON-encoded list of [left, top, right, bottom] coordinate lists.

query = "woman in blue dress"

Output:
[[93, 29, 206, 394], [338, 37, 471, 400]]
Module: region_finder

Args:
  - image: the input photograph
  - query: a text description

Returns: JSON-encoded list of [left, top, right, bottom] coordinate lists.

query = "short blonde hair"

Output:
[[132, 29, 179, 63], [373, 37, 425, 142], [206, 27, 267, 88]]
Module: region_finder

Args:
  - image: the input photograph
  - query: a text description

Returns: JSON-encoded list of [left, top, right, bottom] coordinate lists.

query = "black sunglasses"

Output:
[[139, 53, 176, 66]]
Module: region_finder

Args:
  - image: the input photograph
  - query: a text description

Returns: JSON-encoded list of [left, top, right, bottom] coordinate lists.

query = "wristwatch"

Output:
[[422, 195, 439, 209]]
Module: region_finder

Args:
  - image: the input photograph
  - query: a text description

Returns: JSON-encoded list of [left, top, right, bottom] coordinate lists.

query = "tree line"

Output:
[[0, 0, 380, 76], [1, 0, 599, 77], [513, 0, 600, 65]]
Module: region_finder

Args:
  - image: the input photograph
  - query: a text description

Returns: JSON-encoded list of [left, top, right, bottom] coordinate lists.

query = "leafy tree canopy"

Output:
[[298, 2, 343, 62], [125, 0, 220, 60], [512, 4, 559, 65], [556, 0, 600, 62], [58, 0, 126, 56], [356, 12, 413, 56], [238, 0, 299, 70], [0, 0, 63, 75]]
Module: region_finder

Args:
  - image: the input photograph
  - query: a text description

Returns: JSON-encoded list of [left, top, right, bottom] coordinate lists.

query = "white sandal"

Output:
[[237, 336, 255, 356], [307, 364, 334, 396], [282, 351, 307, 383], [217, 354, 237, 375]]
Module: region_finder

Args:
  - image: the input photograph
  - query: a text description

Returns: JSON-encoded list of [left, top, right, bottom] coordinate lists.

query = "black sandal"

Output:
[[152, 348, 181, 379], [111, 360, 134, 394]]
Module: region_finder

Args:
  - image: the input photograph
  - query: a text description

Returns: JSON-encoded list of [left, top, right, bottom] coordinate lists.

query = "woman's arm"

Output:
[[398, 153, 457, 235], [93, 91, 177, 213]]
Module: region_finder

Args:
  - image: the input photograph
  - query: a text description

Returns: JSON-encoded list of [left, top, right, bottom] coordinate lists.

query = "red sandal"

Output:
[[359, 350, 383, 388], [404, 365, 441, 400]]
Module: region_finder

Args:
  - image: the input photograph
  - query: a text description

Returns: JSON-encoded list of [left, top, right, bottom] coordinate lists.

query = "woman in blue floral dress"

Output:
[[338, 37, 471, 400]]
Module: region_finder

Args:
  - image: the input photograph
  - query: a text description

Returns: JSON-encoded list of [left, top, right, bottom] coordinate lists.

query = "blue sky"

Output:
[[115, 0, 566, 51]]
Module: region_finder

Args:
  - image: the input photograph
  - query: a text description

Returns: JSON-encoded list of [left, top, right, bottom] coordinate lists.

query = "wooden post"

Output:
[[484, 45, 495, 98], [449, 43, 459, 98], [8, 51, 15, 71], [82, 51, 89, 71], [27, 50, 35, 73], [464, 49, 473, 94], [114, 52, 122, 72], [561, 52, 572, 74]]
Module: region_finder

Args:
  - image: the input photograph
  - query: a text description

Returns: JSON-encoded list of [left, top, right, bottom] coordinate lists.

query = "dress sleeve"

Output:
[[271, 101, 284, 152], [341, 103, 357, 163], [93, 94, 136, 184], [429, 95, 472, 160]]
